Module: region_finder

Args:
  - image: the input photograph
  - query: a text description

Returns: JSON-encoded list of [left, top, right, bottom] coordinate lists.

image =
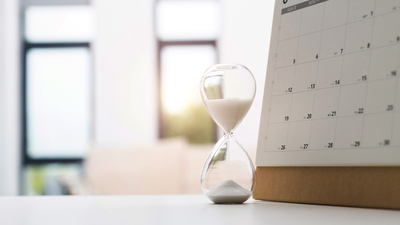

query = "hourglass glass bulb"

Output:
[[200, 64, 256, 204], [200, 64, 256, 133], [203, 98, 253, 134]]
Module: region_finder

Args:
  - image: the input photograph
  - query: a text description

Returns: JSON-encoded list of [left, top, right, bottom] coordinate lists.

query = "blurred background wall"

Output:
[[94, 0, 158, 146], [0, 0, 20, 196], [0, 0, 274, 195]]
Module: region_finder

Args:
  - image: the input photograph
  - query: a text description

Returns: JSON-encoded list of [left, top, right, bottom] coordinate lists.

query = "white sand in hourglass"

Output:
[[204, 97, 253, 133]]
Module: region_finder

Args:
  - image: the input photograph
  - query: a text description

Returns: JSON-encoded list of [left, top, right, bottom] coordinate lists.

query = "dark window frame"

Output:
[[22, 41, 91, 165], [21, 12, 94, 166]]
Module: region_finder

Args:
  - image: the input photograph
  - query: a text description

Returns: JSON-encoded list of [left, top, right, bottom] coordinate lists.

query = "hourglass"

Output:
[[200, 64, 256, 204]]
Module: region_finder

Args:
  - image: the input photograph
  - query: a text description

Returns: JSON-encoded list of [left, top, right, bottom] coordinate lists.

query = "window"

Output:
[[22, 4, 94, 195], [156, 0, 220, 143], [26, 47, 91, 159]]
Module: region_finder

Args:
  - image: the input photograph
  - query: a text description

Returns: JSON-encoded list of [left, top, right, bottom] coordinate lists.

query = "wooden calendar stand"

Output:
[[253, 167, 400, 209]]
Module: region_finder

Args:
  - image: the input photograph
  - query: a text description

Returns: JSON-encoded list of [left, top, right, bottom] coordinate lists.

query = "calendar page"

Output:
[[256, 0, 400, 166]]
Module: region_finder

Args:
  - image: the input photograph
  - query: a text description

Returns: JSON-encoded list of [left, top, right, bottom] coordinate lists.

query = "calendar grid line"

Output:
[[307, 1, 328, 149], [274, 39, 400, 71], [267, 2, 285, 126], [270, 75, 398, 98], [265, 144, 400, 153], [278, 6, 400, 43], [281, 0, 328, 15], [267, 110, 395, 126], [283, 7, 305, 151], [390, 36, 400, 143], [331, 0, 352, 150], [359, 0, 378, 149], [264, 3, 289, 151]]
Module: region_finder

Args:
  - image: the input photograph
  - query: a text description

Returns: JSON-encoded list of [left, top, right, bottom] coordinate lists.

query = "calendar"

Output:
[[256, 0, 400, 166]]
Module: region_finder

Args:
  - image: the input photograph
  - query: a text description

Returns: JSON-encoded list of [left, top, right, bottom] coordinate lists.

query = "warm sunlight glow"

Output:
[[161, 45, 216, 114], [163, 84, 189, 114]]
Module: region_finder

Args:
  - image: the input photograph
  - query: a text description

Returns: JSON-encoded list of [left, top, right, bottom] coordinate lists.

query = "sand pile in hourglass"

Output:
[[206, 180, 252, 204]]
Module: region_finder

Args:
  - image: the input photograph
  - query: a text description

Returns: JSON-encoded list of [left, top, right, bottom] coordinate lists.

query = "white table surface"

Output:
[[0, 195, 399, 225]]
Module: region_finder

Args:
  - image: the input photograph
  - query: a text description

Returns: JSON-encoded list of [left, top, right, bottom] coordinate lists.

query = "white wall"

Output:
[[0, 0, 20, 195], [219, 0, 275, 149], [94, 0, 158, 147], [0, 0, 5, 196]]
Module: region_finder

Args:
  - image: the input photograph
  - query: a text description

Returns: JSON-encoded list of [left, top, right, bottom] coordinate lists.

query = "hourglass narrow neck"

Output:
[[222, 132, 244, 147], [223, 131, 234, 136]]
